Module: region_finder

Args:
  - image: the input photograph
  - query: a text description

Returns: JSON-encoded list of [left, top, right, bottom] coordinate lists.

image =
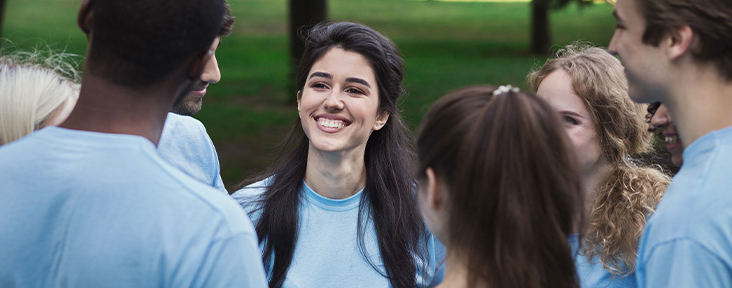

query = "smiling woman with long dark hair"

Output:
[[231, 22, 440, 288]]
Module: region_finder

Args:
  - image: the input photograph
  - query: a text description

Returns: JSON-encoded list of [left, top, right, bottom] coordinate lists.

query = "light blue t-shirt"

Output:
[[158, 112, 227, 193], [636, 126, 732, 288], [0, 127, 267, 287], [569, 234, 636, 288], [231, 178, 443, 288]]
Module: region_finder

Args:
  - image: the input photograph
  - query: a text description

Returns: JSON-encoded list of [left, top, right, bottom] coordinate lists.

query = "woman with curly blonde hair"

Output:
[[0, 49, 80, 145], [528, 43, 670, 288]]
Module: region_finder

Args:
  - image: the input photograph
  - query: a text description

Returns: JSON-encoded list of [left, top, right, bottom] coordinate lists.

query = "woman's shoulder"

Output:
[[230, 177, 273, 211]]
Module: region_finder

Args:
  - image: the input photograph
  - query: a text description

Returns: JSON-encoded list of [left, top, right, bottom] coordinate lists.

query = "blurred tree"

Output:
[[532, 0, 593, 55], [0, 0, 6, 36], [288, 0, 327, 96]]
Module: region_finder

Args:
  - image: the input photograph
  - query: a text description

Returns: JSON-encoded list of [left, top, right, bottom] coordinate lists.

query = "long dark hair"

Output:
[[235, 22, 428, 288], [417, 85, 584, 288]]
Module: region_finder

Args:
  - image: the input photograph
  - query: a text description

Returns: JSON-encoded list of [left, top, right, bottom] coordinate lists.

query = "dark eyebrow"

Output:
[[345, 77, 371, 88], [309, 72, 332, 80], [561, 111, 585, 119], [612, 10, 621, 21]]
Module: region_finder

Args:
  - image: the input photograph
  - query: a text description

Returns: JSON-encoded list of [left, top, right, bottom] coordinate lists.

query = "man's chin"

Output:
[[171, 96, 203, 116], [626, 76, 664, 104]]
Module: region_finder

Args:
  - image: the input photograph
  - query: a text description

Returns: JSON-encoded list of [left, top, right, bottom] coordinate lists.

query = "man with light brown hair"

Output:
[[609, 0, 732, 287]]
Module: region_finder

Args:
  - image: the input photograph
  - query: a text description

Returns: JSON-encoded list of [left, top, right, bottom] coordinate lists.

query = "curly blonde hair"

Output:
[[528, 43, 670, 276]]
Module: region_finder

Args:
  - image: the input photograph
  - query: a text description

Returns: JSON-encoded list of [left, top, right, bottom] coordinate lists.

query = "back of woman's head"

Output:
[[417, 85, 583, 288], [528, 43, 650, 165], [0, 51, 80, 145]]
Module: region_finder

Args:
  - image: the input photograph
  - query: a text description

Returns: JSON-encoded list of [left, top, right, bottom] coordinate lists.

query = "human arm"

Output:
[[637, 239, 732, 288]]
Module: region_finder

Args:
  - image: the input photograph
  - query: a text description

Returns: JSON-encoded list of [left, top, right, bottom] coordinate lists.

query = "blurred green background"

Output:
[[3, 0, 616, 189]]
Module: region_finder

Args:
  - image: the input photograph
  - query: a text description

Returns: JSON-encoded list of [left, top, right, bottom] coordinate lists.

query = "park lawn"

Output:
[[3, 0, 616, 189]]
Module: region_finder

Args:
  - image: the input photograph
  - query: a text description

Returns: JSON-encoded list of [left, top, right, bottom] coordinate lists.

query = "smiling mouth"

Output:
[[316, 117, 351, 129], [665, 135, 679, 145], [191, 82, 209, 93]]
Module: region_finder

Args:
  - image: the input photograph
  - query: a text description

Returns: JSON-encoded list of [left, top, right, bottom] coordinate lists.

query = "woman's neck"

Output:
[[438, 251, 489, 288], [304, 144, 367, 199], [581, 158, 613, 224]]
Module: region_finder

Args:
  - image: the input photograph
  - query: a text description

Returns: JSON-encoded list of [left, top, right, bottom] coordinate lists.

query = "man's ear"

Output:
[[424, 167, 445, 212], [78, 0, 94, 38], [373, 111, 390, 131], [187, 48, 215, 82], [668, 25, 694, 60]]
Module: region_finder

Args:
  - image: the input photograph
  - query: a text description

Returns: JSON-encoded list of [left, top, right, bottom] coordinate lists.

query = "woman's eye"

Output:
[[346, 88, 364, 95], [564, 116, 579, 125], [311, 83, 328, 89]]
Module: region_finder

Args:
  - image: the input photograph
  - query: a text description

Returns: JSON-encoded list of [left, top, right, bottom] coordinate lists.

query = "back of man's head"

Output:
[[638, 0, 732, 80], [87, 0, 225, 88]]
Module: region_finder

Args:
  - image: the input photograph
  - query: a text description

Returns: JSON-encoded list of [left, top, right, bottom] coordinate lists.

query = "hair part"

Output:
[[0, 47, 81, 145], [236, 21, 428, 288], [529, 43, 670, 275], [417, 85, 583, 288], [637, 0, 732, 80], [87, 0, 225, 88]]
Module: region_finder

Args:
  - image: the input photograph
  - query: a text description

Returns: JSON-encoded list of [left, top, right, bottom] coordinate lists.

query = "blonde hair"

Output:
[[0, 48, 81, 145], [528, 43, 670, 276]]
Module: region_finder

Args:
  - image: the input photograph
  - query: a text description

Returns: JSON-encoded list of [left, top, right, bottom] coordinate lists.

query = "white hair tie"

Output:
[[493, 85, 520, 96]]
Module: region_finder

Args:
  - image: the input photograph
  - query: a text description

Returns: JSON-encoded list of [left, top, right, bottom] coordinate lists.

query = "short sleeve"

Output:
[[186, 231, 268, 288], [638, 239, 732, 288], [230, 178, 272, 216]]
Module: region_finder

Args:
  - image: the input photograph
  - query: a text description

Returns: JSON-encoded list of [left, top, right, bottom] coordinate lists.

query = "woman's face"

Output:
[[536, 69, 605, 173], [298, 47, 388, 154], [651, 103, 683, 167]]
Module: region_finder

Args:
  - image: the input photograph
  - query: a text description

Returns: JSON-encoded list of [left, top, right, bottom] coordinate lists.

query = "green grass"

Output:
[[3, 0, 616, 189]]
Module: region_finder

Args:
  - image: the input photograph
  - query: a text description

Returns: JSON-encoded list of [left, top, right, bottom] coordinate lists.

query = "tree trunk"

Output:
[[288, 0, 327, 98], [531, 0, 550, 56], [0, 0, 7, 37]]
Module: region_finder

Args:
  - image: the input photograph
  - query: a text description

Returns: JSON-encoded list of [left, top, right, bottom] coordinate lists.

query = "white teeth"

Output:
[[318, 118, 345, 129], [665, 135, 678, 145]]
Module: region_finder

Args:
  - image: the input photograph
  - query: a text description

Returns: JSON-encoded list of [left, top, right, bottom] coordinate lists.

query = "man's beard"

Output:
[[171, 80, 204, 116]]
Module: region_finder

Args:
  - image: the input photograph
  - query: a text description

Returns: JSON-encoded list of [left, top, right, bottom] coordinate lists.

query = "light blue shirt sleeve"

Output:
[[158, 113, 228, 194], [639, 239, 732, 288], [185, 232, 268, 287], [211, 145, 227, 192]]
